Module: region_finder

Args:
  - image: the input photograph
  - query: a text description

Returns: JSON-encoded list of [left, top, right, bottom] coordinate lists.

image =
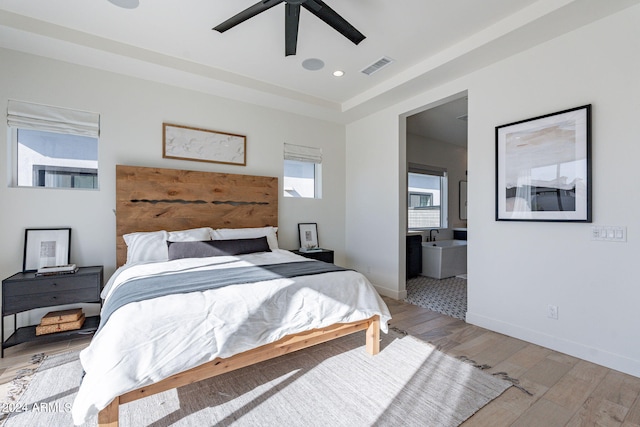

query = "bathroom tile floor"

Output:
[[405, 275, 467, 320]]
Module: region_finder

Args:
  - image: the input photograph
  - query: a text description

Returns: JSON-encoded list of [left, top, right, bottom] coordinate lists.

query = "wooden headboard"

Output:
[[116, 165, 278, 267]]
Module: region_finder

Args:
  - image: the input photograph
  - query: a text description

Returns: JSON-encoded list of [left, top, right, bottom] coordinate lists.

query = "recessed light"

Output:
[[108, 0, 140, 9], [333, 70, 345, 77], [302, 58, 325, 71]]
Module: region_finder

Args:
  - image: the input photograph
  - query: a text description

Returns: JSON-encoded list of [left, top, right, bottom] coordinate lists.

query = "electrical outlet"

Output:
[[547, 305, 558, 320]]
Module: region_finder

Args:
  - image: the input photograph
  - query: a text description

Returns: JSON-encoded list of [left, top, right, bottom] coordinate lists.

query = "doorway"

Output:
[[403, 94, 468, 320]]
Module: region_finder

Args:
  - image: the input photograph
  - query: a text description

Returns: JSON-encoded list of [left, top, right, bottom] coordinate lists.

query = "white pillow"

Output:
[[123, 230, 169, 264], [210, 226, 279, 250], [168, 227, 212, 242], [124, 227, 214, 264]]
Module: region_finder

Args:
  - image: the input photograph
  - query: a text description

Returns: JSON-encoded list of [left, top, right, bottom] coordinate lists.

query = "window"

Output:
[[409, 192, 433, 208], [34, 165, 98, 189], [8, 100, 100, 189], [283, 143, 322, 198], [408, 163, 448, 230], [16, 129, 98, 188]]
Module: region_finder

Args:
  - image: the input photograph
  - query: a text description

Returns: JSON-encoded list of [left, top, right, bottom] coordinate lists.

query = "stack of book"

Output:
[[35, 264, 79, 277], [35, 308, 86, 336], [299, 247, 323, 252]]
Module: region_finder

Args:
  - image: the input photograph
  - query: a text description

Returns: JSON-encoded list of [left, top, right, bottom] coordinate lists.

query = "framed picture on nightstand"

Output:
[[23, 228, 71, 272], [298, 223, 319, 251]]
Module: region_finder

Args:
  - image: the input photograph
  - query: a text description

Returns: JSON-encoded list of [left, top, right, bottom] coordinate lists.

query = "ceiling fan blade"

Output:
[[302, 0, 365, 45], [213, 0, 284, 33], [285, 3, 301, 56]]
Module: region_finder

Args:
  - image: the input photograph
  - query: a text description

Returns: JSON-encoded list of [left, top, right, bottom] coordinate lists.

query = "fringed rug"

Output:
[[3, 329, 511, 427], [0, 353, 45, 426], [405, 276, 467, 320]]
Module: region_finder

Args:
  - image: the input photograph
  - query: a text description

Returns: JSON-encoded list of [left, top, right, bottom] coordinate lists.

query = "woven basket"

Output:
[[39, 308, 83, 326], [36, 314, 85, 336]]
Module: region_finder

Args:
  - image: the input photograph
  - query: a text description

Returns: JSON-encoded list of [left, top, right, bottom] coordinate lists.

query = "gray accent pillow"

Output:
[[167, 237, 271, 260]]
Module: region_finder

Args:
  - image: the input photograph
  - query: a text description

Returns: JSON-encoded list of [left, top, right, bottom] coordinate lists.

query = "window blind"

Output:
[[408, 162, 447, 176], [284, 143, 322, 163], [7, 100, 100, 138]]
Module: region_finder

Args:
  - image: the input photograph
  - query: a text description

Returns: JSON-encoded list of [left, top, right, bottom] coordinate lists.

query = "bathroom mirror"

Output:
[[459, 181, 467, 220]]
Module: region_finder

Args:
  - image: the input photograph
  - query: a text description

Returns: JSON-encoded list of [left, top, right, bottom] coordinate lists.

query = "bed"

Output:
[[71, 165, 391, 426]]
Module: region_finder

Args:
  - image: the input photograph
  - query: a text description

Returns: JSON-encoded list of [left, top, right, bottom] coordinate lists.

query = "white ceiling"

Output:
[[407, 96, 468, 147], [1, 0, 639, 123]]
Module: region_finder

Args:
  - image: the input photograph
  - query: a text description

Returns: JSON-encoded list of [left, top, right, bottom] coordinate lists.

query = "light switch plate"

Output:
[[591, 226, 627, 242]]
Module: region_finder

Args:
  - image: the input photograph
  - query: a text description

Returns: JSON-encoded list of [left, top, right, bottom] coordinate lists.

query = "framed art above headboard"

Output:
[[115, 165, 278, 266]]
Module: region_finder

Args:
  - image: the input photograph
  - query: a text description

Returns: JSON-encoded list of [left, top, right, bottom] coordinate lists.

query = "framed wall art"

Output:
[[459, 181, 468, 220], [23, 228, 71, 272], [495, 104, 592, 222], [163, 123, 246, 166]]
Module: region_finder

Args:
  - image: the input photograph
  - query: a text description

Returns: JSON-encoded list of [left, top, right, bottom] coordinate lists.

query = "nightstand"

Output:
[[291, 249, 334, 264], [1, 265, 103, 357]]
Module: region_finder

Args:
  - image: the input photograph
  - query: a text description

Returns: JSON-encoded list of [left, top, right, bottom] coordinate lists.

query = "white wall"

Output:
[[346, 5, 640, 377], [0, 48, 346, 326], [346, 110, 404, 299]]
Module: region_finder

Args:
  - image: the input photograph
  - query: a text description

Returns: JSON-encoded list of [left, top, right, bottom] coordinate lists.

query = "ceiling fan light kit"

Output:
[[214, 0, 365, 56]]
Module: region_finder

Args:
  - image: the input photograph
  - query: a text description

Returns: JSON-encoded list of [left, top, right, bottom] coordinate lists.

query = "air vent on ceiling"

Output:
[[361, 56, 394, 76]]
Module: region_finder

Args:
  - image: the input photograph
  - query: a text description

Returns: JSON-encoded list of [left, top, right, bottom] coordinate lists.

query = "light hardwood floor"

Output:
[[1, 298, 639, 426], [0, 335, 92, 408], [383, 297, 640, 427]]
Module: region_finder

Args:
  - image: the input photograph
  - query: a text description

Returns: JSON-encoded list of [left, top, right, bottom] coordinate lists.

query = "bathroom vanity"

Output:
[[406, 234, 422, 279]]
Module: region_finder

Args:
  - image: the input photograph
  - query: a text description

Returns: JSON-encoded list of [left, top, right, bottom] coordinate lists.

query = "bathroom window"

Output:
[[408, 163, 448, 230], [409, 192, 433, 208]]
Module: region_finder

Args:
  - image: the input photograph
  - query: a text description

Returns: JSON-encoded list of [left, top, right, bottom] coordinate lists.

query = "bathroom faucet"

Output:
[[429, 229, 440, 242]]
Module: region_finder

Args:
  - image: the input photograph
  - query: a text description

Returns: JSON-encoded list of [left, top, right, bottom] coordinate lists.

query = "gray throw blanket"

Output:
[[97, 260, 350, 334]]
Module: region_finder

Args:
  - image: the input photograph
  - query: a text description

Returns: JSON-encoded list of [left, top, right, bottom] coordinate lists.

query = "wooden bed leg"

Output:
[[98, 396, 119, 427], [365, 315, 380, 355]]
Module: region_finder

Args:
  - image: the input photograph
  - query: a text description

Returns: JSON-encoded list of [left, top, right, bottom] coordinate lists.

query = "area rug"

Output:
[[405, 276, 467, 320], [3, 329, 510, 427]]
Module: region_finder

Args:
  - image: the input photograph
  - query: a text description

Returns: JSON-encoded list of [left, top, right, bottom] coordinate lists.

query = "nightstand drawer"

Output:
[[3, 274, 98, 298], [4, 287, 100, 313]]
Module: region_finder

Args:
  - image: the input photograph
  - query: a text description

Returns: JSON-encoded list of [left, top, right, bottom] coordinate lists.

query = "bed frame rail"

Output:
[[98, 315, 380, 427]]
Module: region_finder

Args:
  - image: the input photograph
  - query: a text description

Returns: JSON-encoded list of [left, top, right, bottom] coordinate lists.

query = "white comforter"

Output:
[[72, 249, 391, 424]]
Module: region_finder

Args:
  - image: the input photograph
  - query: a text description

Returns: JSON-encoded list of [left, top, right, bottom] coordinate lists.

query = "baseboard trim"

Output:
[[372, 283, 407, 300], [466, 311, 640, 378]]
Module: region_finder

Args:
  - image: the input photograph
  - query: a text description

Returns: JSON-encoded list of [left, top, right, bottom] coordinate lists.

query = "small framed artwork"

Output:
[[163, 123, 246, 166], [23, 228, 71, 272], [298, 223, 319, 251], [496, 104, 591, 222], [459, 181, 468, 220]]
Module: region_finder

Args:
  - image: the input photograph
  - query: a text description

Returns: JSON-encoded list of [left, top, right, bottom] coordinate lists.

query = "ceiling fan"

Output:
[[213, 0, 365, 56]]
